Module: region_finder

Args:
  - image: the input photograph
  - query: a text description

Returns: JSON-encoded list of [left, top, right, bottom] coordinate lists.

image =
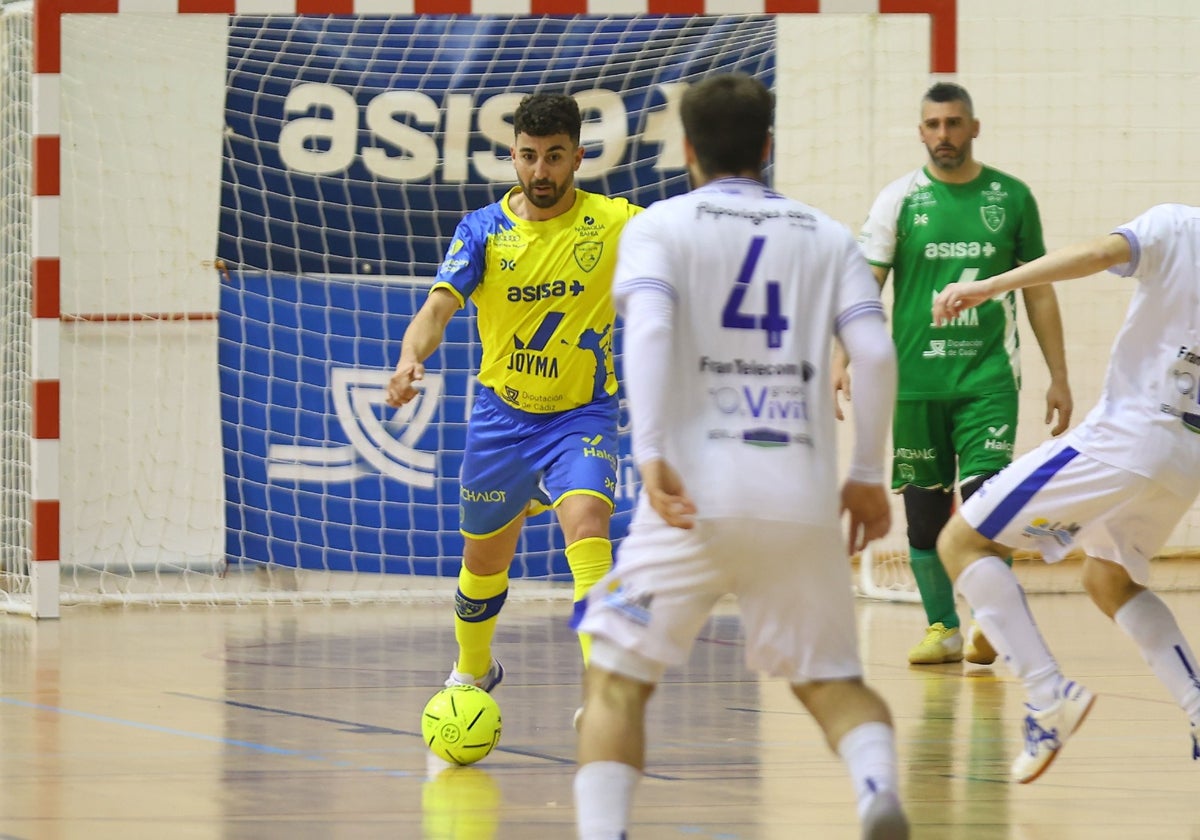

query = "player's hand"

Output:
[[932, 281, 995, 326], [639, 458, 697, 530], [1045, 379, 1073, 436], [386, 360, 424, 407], [840, 480, 891, 555]]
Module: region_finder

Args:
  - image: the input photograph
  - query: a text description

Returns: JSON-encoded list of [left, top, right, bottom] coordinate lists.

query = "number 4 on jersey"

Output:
[[721, 236, 789, 348]]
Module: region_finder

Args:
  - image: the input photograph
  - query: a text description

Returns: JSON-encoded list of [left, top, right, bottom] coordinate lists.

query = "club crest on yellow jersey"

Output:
[[574, 241, 603, 272]]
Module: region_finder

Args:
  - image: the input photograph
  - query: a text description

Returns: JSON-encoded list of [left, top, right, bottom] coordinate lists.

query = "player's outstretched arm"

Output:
[[933, 233, 1133, 325], [386, 288, 459, 408]]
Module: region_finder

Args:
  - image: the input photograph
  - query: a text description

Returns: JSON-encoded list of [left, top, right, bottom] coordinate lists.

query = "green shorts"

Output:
[[891, 392, 1018, 491]]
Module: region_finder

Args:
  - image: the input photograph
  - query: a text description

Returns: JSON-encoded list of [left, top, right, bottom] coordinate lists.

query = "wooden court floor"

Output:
[[2, 587, 1198, 839]]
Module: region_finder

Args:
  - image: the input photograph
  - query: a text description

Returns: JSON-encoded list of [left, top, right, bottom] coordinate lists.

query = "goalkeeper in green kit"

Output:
[[837, 82, 1073, 665]]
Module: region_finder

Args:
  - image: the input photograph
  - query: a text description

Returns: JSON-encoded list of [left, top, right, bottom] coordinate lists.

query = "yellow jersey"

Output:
[[432, 187, 641, 415]]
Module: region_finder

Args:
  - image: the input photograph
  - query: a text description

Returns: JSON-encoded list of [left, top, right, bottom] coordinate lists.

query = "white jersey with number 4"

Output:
[[613, 177, 883, 524], [1068, 203, 1200, 499]]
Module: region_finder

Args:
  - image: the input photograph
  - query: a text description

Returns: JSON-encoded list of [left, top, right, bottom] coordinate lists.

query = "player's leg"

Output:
[[537, 399, 620, 665], [939, 439, 1102, 782], [738, 521, 906, 837], [893, 400, 961, 665], [574, 658, 657, 840], [450, 394, 543, 689], [902, 486, 959, 663], [793, 680, 908, 839], [1076, 483, 1200, 759], [556, 493, 614, 663], [956, 473, 1001, 664], [448, 518, 525, 689], [573, 516, 725, 839], [953, 391, 1020, 666]]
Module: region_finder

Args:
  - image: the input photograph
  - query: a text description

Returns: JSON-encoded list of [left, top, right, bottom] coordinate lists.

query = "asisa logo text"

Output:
[[507, 280, 584, 302], [923, 241, 997, 259]]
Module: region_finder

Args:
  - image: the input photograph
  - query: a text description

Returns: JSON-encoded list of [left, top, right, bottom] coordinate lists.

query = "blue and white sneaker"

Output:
[[1011, 680, 1096, 783], [445, 658, 505, 693]]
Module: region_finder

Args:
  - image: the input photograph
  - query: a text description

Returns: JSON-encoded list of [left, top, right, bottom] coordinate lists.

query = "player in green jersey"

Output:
[[842, 82, 1073, 665]]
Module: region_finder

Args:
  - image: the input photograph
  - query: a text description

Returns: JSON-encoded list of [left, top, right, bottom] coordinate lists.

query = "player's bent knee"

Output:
[[1081, 555, 1142, 619], [589, 636, 666, 687], [790, 676, 863, 708], [935, 515, 984, 580], [584, 663, 657, 718], [791, 678, 890, 743]]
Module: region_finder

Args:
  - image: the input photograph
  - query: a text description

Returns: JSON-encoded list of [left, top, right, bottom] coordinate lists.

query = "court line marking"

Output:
[[0, 696, 415, 777], [171, 691, 683, 780]]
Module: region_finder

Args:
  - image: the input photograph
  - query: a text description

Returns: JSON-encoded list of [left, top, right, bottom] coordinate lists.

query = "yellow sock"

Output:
[[565, 536, 613, 665], [454, 565, 509, 680]]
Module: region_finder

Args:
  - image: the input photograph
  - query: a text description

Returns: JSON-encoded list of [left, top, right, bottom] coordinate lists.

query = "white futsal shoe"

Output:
[[445, 658, 505, 693], [1011, 680, 1096, 783], [861, 790, 909, 840]]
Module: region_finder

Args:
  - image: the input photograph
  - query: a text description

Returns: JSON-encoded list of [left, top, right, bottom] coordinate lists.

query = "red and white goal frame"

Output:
[[25, 0, 957, 618]]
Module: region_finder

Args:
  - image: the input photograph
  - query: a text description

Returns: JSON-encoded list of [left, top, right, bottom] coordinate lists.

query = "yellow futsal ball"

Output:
[[422, 684, 502, 765]]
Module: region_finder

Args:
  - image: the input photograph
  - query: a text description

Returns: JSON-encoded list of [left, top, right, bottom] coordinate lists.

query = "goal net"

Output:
[[11, 11, 785, 610], [8, 6, 1200, 614], [0, 1, 31, 609]]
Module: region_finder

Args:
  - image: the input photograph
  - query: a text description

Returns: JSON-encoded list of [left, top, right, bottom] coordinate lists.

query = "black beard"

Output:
[[523, 181, 564, 209]]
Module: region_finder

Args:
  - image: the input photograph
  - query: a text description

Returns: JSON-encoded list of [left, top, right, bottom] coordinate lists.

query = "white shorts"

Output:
[[575, 514, 863, 685], [960, 438, 1193, 585]]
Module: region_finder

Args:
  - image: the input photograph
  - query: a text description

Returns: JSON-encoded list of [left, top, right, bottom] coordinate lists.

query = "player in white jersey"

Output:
[[571, 73, 908, 840], [932, 203, 1200, 783]]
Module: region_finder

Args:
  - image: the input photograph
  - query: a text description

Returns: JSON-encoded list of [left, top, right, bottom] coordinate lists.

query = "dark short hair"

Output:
[[680, 73, 773, 177], [513, 93, 582, 144], [922, 82, 973, 116]]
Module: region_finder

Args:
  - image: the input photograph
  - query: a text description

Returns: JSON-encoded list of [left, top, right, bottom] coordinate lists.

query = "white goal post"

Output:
[[8, 1, 1200, 616]]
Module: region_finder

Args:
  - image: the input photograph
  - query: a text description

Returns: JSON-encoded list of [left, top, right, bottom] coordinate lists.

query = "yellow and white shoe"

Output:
[[907, 623, 963, 665], [964, 621, 998, 665]]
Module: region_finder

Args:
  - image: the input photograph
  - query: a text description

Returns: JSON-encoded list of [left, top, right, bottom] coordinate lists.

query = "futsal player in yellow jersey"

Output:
[[386, 93, 640, 696]]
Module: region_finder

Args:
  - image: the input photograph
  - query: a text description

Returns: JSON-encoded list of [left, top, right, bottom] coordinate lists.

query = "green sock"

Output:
[[910, 547, 959, 629]]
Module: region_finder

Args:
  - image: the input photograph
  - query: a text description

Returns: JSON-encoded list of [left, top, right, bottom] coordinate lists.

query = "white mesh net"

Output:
[[34, 13, 775, 607], [7, 7, 1200, 611], [0, 0, 31, 609]]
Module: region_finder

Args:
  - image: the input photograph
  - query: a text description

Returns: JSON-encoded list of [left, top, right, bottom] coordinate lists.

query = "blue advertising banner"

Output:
[[218, 15, 775, 577], [221, 272, 644, 577]]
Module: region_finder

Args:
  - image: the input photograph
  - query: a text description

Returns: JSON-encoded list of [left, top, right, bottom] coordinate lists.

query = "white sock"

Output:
[[574, 761, 639, 840], [1115, 590, 1200, 726], [836, 721, 898, 818], [957, 555, 1061, 708]]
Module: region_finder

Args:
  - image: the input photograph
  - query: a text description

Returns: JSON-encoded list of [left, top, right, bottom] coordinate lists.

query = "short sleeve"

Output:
[[1109, 204, 1177, 279], [858, 186, 900, 268], [431, 216, 488, 306], [836, 231, 886, 335], [613, 209, 677, 315]]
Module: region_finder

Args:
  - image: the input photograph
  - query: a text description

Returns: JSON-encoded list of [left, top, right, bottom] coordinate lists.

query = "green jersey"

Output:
[[859, 165, 1045, 399]]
